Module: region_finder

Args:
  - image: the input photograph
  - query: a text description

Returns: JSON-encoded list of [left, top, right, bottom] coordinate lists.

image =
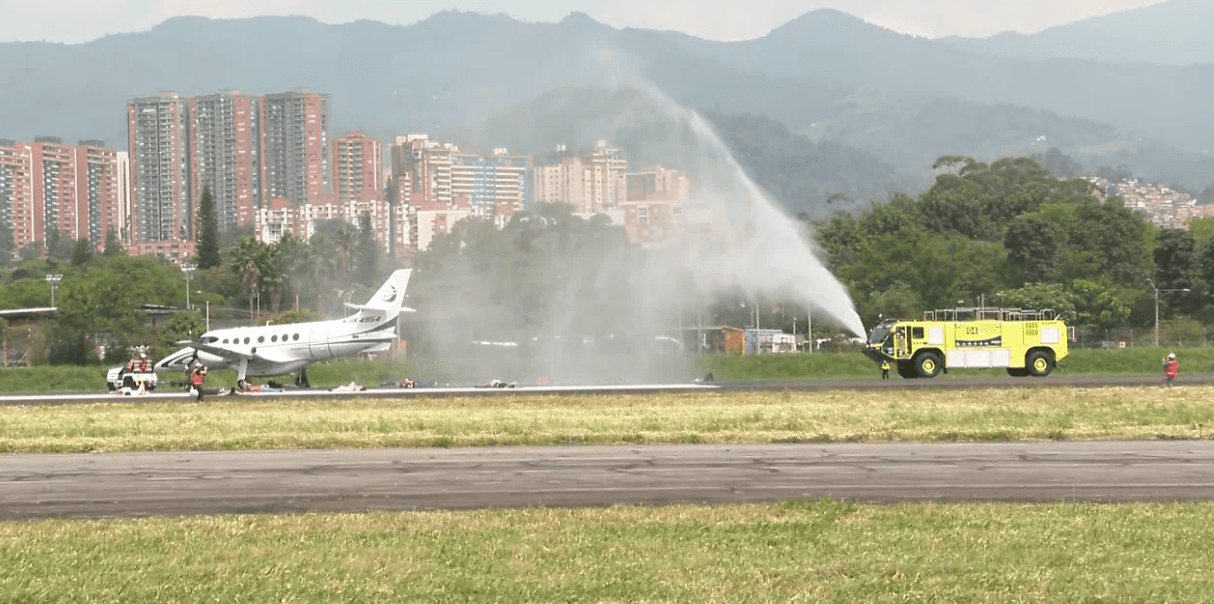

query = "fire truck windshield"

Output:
[[868, 320, 896, 345]]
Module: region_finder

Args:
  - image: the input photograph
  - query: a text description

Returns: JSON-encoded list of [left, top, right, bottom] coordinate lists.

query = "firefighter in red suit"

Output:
[[1162, 352, 1179, 388]]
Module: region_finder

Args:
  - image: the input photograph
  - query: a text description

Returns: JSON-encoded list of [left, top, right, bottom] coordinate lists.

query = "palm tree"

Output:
[[230, 237, 264, 324], [333, 224, 358, 275], [241, 258, 260, 323]]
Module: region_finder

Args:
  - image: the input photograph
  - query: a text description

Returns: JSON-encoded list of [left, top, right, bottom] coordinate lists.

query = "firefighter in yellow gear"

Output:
[[881, 360, 891, 379]]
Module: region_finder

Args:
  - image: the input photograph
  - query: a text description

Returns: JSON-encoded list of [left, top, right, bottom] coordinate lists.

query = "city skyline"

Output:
[[1, 0, 1167, 44]]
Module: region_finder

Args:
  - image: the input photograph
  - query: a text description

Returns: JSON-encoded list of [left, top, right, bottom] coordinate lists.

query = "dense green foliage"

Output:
[[195, 185, 221, 269], [3, 149, 1209, 369], [815, 156, 1175, 331], [0, 222, 396, 365]]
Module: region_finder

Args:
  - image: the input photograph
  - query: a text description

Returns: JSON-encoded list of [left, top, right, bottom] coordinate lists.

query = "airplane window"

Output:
[[271, 335, 278, 342], [293, 334, 299, 341], [222, 339, 228, 344], [258, 336, 265, 343], [244, 337, 250, 345]]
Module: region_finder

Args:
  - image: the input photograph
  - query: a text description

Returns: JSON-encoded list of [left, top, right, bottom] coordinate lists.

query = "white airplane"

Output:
[[155, 269, 414, 388]]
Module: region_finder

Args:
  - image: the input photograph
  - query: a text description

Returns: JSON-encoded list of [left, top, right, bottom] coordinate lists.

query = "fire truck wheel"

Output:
[[897, 362, 917, 379], [1027, 350, 1055, 377], [912, 351, 942, 378]]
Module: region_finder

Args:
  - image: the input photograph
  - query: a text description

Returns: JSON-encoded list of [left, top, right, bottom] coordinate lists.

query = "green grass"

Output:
[[5, 501, 1214, 603], [5, 387, 1214, 453], [5, 346, 1213, 393]]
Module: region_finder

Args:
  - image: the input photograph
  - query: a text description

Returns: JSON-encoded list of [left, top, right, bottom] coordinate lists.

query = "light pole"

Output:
[[181, 263, 197, 311], [45, 274, 62, 307], [1148, 279, 1190, 347]]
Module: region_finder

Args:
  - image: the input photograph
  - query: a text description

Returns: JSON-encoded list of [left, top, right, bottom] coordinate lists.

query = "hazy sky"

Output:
[[1, 0, 1167, 43]]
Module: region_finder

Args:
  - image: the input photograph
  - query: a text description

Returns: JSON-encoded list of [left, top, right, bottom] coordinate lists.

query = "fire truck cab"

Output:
[[862, 307, 1070, 378]]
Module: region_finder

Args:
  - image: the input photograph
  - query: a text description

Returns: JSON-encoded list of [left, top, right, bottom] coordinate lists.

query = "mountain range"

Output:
[[939, 0, 1214, 66], [0, 0, 1210, 210]]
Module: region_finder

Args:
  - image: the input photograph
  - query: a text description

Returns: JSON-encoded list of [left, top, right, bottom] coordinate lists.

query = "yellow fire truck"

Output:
[[862, 308, 1070, 378]]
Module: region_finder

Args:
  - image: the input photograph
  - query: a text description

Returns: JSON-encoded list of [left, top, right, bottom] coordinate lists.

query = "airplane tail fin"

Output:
[[357, 269, 413, 314]]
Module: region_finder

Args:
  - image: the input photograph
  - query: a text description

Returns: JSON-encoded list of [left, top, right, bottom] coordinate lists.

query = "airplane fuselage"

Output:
[[156, 269, 412, 382], [156, 311, 397, 377]]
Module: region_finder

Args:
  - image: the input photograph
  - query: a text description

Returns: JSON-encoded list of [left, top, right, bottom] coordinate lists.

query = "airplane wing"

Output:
[[345, 303, 416, 313], [174, 340, 256, 362], [351, 332, 400, 343]]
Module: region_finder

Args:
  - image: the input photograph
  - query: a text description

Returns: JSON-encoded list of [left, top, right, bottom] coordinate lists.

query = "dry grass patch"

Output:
[[3, 386, 1214, 453]]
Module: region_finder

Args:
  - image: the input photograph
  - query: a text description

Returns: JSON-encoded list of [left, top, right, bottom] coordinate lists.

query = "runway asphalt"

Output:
[[6, 441, 1214, 520], [5, 375, 1214, 519]]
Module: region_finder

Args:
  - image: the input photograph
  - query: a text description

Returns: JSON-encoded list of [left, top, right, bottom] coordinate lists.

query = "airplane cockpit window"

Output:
[[200, 336, 219, 344]]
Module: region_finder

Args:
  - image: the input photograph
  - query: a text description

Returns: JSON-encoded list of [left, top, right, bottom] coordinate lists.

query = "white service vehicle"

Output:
[[105, 366, 158, 391]]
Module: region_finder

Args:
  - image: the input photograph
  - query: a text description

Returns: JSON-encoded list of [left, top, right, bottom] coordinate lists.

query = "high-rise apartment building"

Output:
[[333, 131, 381, 203], [451, 148, 531, 215], [79, 141, 126, 250], [128, 91, 191, 243], [28, 137, 84, 247], [191, 90, 264, 233], [264, 88, 331, 206], [391, 134, 454, 209], [622, 166, 692, 202], [0, 138, 125, 259], [0, 140, 33, 259], [583, 140, 627, 210], [532, 141, 627, 214]]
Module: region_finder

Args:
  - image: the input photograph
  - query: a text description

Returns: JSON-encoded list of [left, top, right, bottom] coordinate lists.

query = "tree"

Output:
[[70, 239, 93, 267], [1153, 228, 1200, 317], [158, 312, 207, 348], [241, 257, 260, 321], [229, 237, 265, 322], [357, 212, 380, 286], [196, 185, 221, 269], [267, 309, 324, 325], [333, 223, 358, 275], [0, 225, 14, 267], [102, 228, 125, 257], [1004, 215, 1058, 285], [1071, 279, 1134, 330], [18, 242, 40, 263], [992, 283, 1078, 324]]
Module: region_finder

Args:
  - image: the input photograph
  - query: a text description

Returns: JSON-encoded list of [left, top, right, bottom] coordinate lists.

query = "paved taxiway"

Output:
[[5, 441, 1214, 519], [4, 374, 1214, 406]]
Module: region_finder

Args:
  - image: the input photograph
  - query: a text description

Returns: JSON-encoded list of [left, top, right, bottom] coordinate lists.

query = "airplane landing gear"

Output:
[[296, 366, 311, 388]]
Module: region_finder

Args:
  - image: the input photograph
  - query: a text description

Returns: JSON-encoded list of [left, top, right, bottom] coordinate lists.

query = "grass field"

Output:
[[8, 383, 1214, 601], [5, 501, 1214, 603], [4, 387, 1214, 453]]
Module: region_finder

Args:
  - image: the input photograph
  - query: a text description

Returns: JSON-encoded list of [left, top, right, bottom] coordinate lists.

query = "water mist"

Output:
[[413, 51, 867, 386]]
